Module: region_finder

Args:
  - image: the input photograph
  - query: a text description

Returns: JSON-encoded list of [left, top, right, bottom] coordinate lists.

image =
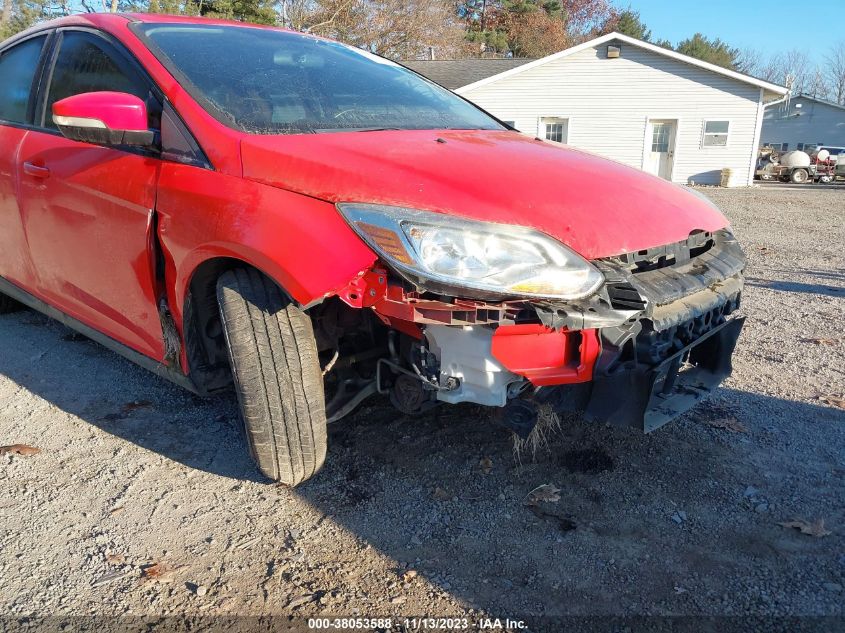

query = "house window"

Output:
[[797, 143, 805, 151], [541, 117, 568, 143], [651, 122, 672, 152], [702, 120, 729, 147]]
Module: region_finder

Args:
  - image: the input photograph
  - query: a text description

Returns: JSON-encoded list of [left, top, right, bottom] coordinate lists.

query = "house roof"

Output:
[[401, 58, 536, 90], [444, 32, 788, 99], [782, 93, 845, 112]]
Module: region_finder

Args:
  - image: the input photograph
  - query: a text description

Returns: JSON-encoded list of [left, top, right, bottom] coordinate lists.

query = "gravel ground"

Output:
[[0, 187, 843, 629]]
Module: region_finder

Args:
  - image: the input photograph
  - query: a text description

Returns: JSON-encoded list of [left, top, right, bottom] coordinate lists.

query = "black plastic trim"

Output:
[[584, 317, 745, 433]]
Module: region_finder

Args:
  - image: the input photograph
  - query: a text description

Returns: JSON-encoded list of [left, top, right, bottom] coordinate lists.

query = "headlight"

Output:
[[337, 203, 604, 300]]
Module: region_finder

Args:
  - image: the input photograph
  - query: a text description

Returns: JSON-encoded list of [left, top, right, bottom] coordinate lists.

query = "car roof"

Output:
[[3, 12, 295, 46], [121, 13, 290, 29]]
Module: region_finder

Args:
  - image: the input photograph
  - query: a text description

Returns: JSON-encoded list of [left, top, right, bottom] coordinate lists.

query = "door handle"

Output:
[[23, 162, 50, 178]]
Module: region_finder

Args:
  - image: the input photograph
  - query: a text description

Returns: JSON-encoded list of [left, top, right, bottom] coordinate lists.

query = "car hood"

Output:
[[240, 129, 728, 260]]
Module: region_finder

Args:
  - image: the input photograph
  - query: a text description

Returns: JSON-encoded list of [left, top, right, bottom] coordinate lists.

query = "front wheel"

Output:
[[217, 268, 327, 486]]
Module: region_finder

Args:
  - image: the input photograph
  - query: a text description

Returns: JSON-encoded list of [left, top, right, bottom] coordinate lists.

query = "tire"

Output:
[[216, 268, 327, 486], [790, 169, 809, 184], [0, 293, 23, 314]]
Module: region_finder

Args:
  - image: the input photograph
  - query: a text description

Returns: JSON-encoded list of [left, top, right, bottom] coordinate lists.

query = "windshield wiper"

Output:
[[313, 126, 403, 133]]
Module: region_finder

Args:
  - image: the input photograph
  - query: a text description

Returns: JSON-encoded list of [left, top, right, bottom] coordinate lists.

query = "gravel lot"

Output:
[[1, 186, 843, 628]]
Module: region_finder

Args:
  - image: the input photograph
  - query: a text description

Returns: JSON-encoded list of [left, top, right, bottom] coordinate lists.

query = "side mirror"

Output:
[[52, 91, 155, 148]]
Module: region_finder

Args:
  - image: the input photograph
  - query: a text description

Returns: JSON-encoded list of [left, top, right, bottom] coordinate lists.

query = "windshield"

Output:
[[136, 23, 503, 135]]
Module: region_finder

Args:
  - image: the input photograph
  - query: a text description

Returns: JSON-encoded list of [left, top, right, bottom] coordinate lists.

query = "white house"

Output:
[[405, 32, 788, 186], [761, 94, 845, 152]]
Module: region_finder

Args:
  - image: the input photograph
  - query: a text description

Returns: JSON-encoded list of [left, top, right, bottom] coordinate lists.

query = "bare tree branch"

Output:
[[825, 41, 845, 104]]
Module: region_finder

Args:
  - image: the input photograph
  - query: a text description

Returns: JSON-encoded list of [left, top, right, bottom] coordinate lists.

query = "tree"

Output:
[[465, 27, 510, 55], [676, 33, 738, 69], [804, 67, 830, 100], [825, 41, 845, 104], [501, 6, 568, 57], [734, 47, 762, 76], [183, 0, 277, 24], [1, 0, 12, 37], [1, 0, 61, 39], [773, 49, 814, 94], [559, 0, 614, 39], [601, 7, 650, 41], [461, 0, 614, 58], [303, 0, 468, 60]]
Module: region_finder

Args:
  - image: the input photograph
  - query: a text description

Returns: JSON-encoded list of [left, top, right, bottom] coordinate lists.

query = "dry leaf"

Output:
[[401, 569, 418, 583], [478, 457, 493, 475], [109, 506, 125, 516], [0, 444, 40, 456], [803, 337, 841, 346], [122, 400, 153, 412], [287, 593, 315, 609], [141, 562, 183, 583], [820, 396, 845, 410], [703, 417, 748, 433], [105, 553, 126, 565], [778, 518, 832, 538], [92, 569, 131, 587], [431, 487, 451, 501], [525, 484, 561, 506]]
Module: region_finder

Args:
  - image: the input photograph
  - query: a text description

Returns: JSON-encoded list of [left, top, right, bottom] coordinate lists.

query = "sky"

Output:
[[623, 0, 841, 63]]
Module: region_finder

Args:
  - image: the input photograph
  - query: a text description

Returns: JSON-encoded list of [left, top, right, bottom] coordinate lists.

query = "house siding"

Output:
[[459, 40, 762, 186], [761, 96, 845, 149]]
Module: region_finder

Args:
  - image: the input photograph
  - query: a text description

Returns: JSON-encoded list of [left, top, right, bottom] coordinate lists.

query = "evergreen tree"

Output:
[[612, 7, 649, 40], [676, 32, 739, 70]]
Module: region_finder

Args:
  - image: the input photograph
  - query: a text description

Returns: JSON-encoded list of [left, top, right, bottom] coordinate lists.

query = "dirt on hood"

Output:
[[241, 129, 728, 259]]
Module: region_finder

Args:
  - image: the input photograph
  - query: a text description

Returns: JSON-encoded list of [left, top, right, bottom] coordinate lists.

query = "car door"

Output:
[[0, 32, 50, 291], [16, 28, 166, 360]]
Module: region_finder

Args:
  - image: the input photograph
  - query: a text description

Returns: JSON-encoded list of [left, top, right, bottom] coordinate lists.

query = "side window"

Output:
[[541, 117, 569, 144], [0, 36, 47, 124], [43, 31, 159, 130]]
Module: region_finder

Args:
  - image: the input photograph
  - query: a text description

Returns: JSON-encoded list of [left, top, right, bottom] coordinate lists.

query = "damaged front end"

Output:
[[542, 228, 746, 432], [315, 203, 746, 437]]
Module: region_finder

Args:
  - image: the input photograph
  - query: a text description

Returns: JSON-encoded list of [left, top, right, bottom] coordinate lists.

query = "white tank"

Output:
[[779, 150, 811, 168]]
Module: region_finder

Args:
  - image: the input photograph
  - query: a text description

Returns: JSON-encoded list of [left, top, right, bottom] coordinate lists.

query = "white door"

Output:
[[644, 119, 677, 179]]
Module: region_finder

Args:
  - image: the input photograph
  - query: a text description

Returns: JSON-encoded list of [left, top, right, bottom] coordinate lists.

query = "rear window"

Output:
[[0, 35, 46, 124], [135, 23, 502, 135]]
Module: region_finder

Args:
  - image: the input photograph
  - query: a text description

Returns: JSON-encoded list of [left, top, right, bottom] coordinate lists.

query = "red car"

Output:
[[0, 13, 745, 485]]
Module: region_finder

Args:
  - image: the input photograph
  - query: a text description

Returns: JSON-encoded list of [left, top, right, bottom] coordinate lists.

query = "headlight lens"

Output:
[[337, 203, 604, 300]]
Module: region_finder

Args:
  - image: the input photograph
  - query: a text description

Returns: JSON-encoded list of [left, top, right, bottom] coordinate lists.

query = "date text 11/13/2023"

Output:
[[307, 617, 528, 630]]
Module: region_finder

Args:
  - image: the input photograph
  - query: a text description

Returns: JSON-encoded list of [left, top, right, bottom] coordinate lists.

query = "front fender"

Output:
[[156, 164, 377, 326]]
